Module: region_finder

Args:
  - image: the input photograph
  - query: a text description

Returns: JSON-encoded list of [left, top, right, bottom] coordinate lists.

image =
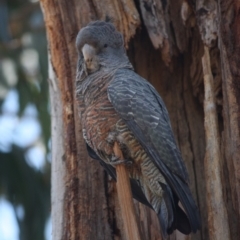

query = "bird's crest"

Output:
[[76, 21, 123, 52]]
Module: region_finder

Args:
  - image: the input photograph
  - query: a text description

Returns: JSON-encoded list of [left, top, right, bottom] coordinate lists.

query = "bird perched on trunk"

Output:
[[75, 20, 200, 237]]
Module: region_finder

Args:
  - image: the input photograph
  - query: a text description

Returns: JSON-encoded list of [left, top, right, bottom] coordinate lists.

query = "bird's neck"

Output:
[[76, 54, 133, 99]]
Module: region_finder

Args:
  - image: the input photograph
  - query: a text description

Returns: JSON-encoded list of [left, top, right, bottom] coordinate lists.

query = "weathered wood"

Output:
[[113, 142, 143, 240], [40, 0, 114, 239], [49, 54, 66, 240], [40, 0, 152, 239], [218, 1, 240, 239], [139, 0, 172, 65], [202, 46, 230, 240], [40, 0, 240, 239]]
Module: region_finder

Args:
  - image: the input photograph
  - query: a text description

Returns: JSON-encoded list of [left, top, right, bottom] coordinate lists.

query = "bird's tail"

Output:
[[156, 178, 201, 238]]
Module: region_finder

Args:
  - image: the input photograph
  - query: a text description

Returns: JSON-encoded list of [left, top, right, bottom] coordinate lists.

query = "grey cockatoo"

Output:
[[75, 20, 201, 237]]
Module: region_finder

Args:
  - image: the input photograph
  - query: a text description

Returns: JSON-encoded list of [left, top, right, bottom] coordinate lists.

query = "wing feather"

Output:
[[107, 69, 200, 232], [108, 69, 188, 181]]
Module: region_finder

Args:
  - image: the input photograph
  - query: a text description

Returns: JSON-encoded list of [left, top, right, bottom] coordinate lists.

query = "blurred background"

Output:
[[0, 0, 51, 239]]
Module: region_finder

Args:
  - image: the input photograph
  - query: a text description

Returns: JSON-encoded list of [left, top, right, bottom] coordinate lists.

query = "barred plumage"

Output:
[[76, 20, 201, 238]]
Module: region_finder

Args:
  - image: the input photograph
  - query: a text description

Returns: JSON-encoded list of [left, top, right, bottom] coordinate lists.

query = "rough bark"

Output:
[[202, 46, 230, 240], [114, 142, 143, 240], [218, 1, 240, 238], [49, 55, 66, 240], [40, 0, 240, 239]]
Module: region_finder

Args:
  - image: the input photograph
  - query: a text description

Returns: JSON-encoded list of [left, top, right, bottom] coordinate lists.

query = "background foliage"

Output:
[[0, 0, 50, 239]]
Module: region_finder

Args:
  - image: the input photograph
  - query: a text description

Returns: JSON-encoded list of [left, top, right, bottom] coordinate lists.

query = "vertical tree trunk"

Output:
[[218, 1, 240, 238], [40, 0, 240, 239], [202, 46, 230, 240]]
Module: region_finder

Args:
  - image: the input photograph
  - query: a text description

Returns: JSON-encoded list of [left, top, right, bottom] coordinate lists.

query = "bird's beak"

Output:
[[81, 44, 99, 73], [82, 44, 96, 63]]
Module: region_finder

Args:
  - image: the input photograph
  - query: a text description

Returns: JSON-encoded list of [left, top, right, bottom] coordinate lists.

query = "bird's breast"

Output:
[[77, 74, 157, 181], [79, 75, 118, 156]]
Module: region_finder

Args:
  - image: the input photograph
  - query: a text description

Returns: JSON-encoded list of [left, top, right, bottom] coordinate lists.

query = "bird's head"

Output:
[[76, 21, 129, 75]]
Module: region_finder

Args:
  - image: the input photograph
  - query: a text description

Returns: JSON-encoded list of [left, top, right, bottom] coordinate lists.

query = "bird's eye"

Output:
[[104, 44, 108, 48]]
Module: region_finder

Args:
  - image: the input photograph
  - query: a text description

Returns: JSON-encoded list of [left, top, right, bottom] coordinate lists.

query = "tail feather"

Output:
[[159, 183, 175, 228], [174, 176, 201, 233], [174, 205, 191, 234], [157, 164, 201, 234], [158, 200, 168, 238], [157, 179, 200, 237]]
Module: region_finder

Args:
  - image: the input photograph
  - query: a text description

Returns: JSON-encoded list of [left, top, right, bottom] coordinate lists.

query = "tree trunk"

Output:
[[40, 0, 240, 239]]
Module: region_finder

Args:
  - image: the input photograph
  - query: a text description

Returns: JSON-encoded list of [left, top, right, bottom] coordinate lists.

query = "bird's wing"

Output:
[[108, 69, 200, 232], [86, 143, 152, 208], [108, 69, 188, 181]]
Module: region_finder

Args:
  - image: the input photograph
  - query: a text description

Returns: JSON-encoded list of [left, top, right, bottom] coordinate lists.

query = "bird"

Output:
[[75, 20, 201, 238]]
